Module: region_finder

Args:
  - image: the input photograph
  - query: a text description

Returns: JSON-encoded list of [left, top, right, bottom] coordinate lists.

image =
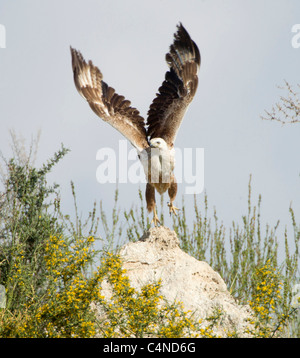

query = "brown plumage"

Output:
[[70, 47, 148, 151], [70, 23, 200, 226], [147, 24, 200, 147]]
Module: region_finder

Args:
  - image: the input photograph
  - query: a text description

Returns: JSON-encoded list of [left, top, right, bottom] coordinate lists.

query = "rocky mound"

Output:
[[99, 226, 254, 337]]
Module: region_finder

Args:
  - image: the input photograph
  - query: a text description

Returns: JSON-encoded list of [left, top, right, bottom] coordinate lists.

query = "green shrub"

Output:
[[0, 139, 299, 337]]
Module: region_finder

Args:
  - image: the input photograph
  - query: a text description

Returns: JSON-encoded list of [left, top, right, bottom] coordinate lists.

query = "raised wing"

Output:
[[146, 23, 200, 147], [71, 47, 148, 151]]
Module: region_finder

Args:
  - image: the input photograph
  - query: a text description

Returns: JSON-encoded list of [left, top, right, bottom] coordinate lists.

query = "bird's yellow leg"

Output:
[[151, 205, 161, 227], [167, 202, 180, 216]]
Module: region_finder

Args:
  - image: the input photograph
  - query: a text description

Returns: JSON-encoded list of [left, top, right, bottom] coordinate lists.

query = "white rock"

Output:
[[99, 226, 254, 337]]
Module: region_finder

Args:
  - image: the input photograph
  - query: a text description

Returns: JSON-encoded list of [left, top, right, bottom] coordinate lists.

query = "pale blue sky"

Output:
[[0, 0, 299, 256]]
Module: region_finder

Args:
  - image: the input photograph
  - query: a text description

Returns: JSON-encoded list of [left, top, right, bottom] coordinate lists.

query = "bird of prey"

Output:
[[70, 23, 200, 226]]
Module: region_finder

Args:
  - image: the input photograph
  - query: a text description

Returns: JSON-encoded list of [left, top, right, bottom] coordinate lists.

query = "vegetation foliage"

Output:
[[261, 80, 300, 125], [0, 133, 299, 338]]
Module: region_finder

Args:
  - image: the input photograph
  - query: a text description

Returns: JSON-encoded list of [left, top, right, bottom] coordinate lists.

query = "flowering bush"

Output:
[[247, 260, 289, 337], [0, 140, 299, 337], [98, 253, 216, 338]]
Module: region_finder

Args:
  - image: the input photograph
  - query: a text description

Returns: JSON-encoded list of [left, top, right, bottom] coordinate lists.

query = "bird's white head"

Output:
[[149, 138, 168, 150]]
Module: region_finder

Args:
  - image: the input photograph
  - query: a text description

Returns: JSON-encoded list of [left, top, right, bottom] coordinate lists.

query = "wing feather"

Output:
[[71, 47, 148, 151], [146, 23, 200, 147]]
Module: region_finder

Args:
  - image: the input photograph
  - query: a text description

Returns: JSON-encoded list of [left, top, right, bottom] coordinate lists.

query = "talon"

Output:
[[151, 207, 161, 227], [167, 202, 180, 216], [151, 215, 161, 227]]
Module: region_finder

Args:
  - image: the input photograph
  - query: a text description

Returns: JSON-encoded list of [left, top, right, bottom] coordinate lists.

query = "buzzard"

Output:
[[71, 23, 200, 226]]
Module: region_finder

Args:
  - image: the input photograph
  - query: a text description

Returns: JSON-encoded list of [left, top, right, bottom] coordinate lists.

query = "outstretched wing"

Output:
[[146, 23, 200, 147], [71, 47, 148, 151]]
